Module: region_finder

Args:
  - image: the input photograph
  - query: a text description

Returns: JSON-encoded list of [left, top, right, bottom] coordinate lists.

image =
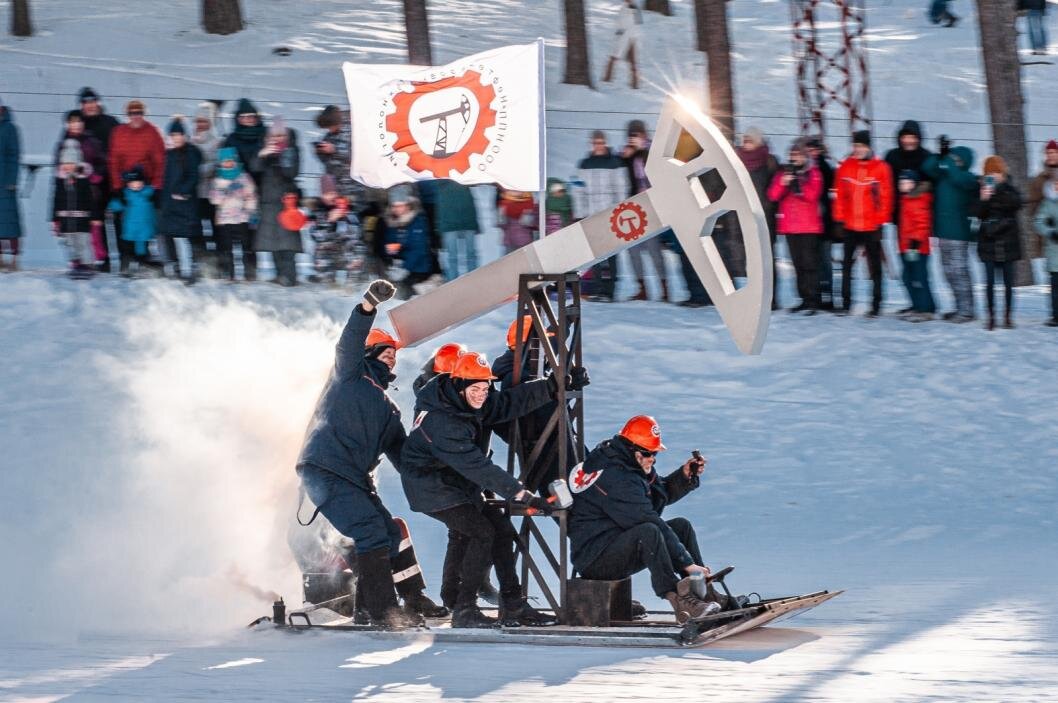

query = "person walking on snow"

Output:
[[975, 156, 1024, 331], [833, 130, 893, 317], [568, 416, 723, 624], [768, 140, 824, 313], [296, 280, 448, 629], [0, 97, 22, 273], [603, 0, 643, 89]]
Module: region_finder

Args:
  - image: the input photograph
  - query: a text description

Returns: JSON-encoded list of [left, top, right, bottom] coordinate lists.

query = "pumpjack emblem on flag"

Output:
[[344, 42, 542, 190]]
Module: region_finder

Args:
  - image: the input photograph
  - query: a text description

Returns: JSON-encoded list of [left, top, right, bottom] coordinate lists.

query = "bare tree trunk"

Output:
[[10, 0, 33, 37], [643, 0, 672, 16], [699, 0, 735, 142], [693, 0, 707, 52], [976, 0, 1034, 284], [201, 0, 243, 35], [403, 0, 433, 66], [563, 0, 593, 87]]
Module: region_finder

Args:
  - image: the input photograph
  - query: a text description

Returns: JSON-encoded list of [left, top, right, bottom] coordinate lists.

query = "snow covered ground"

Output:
[[3, 0, 1058, 700]]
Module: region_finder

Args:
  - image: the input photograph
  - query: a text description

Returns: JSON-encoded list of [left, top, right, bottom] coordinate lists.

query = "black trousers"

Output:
[[430, 503, 520, 609], [1051, 272, 1058, 321], [580, 517, 701, 598], [984, 260, 1015, 315], [214, 223, 256, 280], [273, 250, 298, 286], [678, 248, 712, 305], [786, 234, 821, 308], [841, 229, 883, 313]]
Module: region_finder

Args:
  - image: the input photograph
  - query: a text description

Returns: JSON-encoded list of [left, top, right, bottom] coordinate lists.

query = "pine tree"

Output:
[[201, 0, 243, 36]]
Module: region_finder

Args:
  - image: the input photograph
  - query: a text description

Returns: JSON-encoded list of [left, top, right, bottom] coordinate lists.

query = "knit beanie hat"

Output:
[[852, 130, 872, 148], [743, 126, 765, 146], [194, 102, 216, 122], [268, 116, 287, 137], [59, 139, 83, 165], [1046, 139, 1058, 152], [982, 155, 1007, 176], [167, 117, 186, 135], [65, 109, 84, 122], [235, 98, 258, 116], [316, 104, 342, 129], [898, 169, 920, 183], [217, 146, 239, 164], [626, 119, 647, 137], [78, 87, 100, 102], [125, 99, 146, 115], [388, 184, 415, 205], [122, 165, 146, 183]]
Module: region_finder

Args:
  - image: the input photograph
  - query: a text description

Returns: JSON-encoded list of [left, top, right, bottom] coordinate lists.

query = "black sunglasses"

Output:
[[637, 450, 657, 459], [127, 110, 144, 117]]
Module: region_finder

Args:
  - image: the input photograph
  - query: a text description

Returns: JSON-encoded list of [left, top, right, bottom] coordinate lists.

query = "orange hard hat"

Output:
[[365, 328, 399, 350], [619, 415, 666, 452], [450, 351, 498, 382], [506, 315, 554, 349], [432, 342, 467, 374]]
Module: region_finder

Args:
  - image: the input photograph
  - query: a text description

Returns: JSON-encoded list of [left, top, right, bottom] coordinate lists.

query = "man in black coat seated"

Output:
[[401, 351, 588, 628], [295, 279, 446, 628], [569, 415, 720, 624]]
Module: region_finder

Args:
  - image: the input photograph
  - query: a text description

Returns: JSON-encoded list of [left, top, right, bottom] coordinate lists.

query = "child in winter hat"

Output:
[[108, 166, 156, 272], [53, 140, 97, 276]]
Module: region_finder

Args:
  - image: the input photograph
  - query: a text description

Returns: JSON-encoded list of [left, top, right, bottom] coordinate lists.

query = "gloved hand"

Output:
[[568, 366, 590, 391], [1046, 216, 1057, 229], [909, 240, 921, 251], [526, 495, 554, 515], [939, 135, 951, 157], [364, 279, 396, 307]]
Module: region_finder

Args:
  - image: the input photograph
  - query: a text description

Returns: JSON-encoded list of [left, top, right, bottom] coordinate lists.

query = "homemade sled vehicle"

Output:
[[255, 96, 841, 648]]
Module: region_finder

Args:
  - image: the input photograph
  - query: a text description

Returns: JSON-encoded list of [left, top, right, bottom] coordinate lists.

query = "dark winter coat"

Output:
[[432, 180, 479, 233], [159, 144, 203, 238], [569, 437, 699, 575], [921, 146, 978, 241], [0, 105, 22, 239], [399, 375, 555, 514], [383, 206, 432, 274], [296, 305, 405, 492], [976, 181, 1023, 263], [253, 129, 302, 253], [884, 122, 932, 224], [52, 171, 95, 234], [53, 132, 107, 190], [815, 153, 837, 238], [738, 144, 780, 236], [82, 111, 120, 153], [223, 108, 266, 186], [316, 118, 362, 204], [623, 143, 651, 196]]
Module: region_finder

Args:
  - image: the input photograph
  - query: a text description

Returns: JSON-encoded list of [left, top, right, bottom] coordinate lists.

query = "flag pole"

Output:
[[537, 37, 546, 241]]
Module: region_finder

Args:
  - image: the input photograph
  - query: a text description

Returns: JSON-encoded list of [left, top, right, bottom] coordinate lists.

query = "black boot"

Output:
[[451, 604, 498, 629], [358, 548, 418, 629], [499, 596, 558, 627], [477, 578, 500, 606], [402, 590, 450, 618]]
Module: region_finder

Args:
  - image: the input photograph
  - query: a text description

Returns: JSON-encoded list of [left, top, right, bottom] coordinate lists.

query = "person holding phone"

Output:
[[976, 156, 1024, 330]]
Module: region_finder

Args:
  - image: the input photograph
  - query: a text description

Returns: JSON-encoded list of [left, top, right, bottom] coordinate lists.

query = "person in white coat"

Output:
[[191, 101, 224, 275], [603, 0, 642, 89]]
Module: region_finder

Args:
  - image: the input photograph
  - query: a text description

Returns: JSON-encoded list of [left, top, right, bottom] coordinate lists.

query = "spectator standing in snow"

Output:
[[884, 120, 933, 313], [108, 100, 166, 274], [54, 111, 107, 268], [433, 179, 480, 281], [497, 189, 537, 254], [545, 178, 573, 235], [737, 127, 780, 308], [578, 130, 628, 301], [158, 118, 204, 280], [895, 170, 936, 321], [314, 105, 363, 206], [929, 0, 959, 27], [209, 147, 258, 281], [833, 130, 893, 317], [602, 0, 642, 89], [922, 137, 979, 322], [1032, 169, 1058, 326], [224, 99, 267, 186], [107, 166, 156, 276], [310, 175, 364, 287], [77, 88, 122, 271], [623, 120, 669, 301], [191, 102, 224, 275], [254, 117, 302, 287], [975, 156, 1024, 330], [1021, 0, 1049, 55], [52, 140, 99, 278], [1028, 140, 1058, 256], [383, 186, 433, 299], [0, 98, 22, 273], [768, 140, 824, 313], [806, 137, 837, 310]]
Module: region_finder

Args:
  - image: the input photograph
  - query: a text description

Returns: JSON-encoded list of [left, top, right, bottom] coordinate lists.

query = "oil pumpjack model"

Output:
[[253, 96, 842, 648]]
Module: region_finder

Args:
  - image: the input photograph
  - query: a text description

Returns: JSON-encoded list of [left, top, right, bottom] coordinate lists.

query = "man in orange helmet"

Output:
[[295, 279, 446, 628], [412, 342, 466, 395], [568, 415, 720, 624], [400, 350, 589, 628]]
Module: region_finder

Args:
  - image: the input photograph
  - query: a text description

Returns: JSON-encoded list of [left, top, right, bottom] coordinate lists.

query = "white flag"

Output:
[[343, 42, 542, 191]]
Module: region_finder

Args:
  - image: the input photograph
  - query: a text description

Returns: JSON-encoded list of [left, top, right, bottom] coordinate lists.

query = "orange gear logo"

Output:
[[385, 71, 497, 179], [609, 202, 648, 242]]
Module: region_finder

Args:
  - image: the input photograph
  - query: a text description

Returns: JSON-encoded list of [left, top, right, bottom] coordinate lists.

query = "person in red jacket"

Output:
[[896, 170, 936, 321], [768, 140, 824, 314], [108, 100, 166, 273], [833, 130, 893, 317]]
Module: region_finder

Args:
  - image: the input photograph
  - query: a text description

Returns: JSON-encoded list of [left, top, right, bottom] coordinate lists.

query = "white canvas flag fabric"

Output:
[[343, 42, 542, 191]]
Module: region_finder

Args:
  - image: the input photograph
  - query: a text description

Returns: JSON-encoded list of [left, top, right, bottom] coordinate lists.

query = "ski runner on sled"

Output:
[[400, 351, 590, 628], [295, 279, 447, 629], [569, 415, 724, 624]]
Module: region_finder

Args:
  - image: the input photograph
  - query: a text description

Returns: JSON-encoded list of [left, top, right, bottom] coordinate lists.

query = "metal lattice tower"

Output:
[[789, 0, 872, 138]]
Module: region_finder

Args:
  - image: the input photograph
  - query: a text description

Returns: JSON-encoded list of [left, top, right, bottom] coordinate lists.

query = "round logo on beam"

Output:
[[609, 202, 648, 242]]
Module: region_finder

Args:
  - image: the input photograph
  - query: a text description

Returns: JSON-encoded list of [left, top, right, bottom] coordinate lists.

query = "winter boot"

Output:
[[602, 56, 617, 83], [451, 604, 499, 629], [660, 279, 670, 303], [632, 279, 648, 301], [499, 596, 558, 627], [631, 599, 648, 620], [986, 311, 995, 331], [1004, 310, 1015, 329], [358, 548, 417, 629], [402, 590, 450, 618], [665, 577, 722, 624]]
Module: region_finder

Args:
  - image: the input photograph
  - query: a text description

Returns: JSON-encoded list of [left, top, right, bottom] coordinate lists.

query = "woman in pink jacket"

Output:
[[768, 141, 824, 313]]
